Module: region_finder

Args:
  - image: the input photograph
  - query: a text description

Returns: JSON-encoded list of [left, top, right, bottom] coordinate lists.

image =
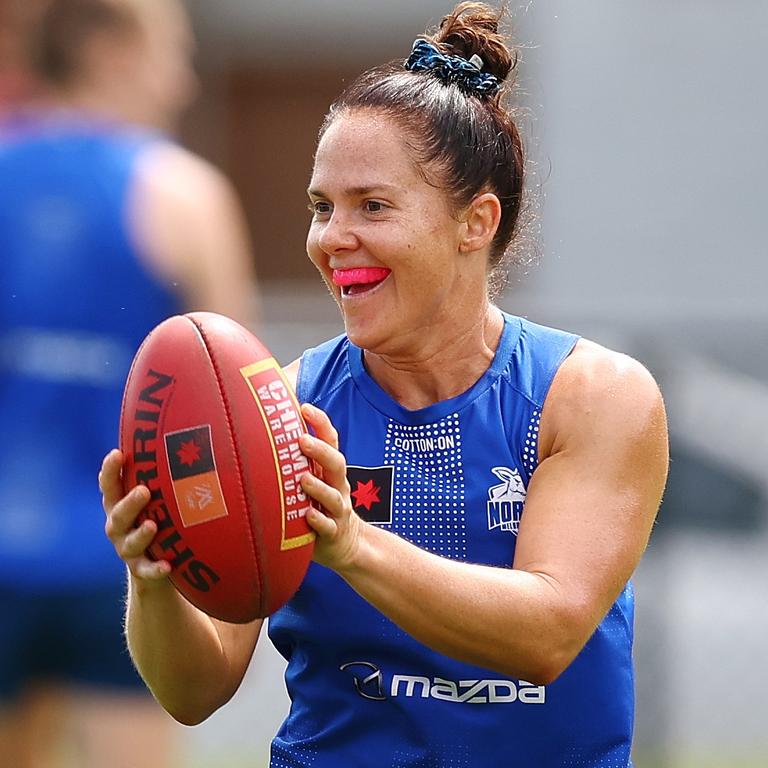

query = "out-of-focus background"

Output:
[[5, 1, 767, 766]]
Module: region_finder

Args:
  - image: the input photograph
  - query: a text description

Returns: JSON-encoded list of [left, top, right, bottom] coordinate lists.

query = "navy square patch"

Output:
[[165, 425, 215, 480], [346, 465, 394, 524]]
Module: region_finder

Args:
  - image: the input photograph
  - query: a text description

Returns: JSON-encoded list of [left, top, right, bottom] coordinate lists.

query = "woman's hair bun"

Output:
[[430, 2, 516, 85]]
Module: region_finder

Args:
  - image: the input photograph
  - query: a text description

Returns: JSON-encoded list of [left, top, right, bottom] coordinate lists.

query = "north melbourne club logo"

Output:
[[346, 465, 394, 524], [486, 467, 526, 535]]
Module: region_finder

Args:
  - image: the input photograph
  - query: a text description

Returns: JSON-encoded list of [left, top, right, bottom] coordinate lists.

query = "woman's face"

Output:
[[307, 110, 481, 357]]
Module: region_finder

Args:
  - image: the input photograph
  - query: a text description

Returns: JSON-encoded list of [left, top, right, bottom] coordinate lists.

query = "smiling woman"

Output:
[[99, 3, 669, 767], [306, 109, 502, 382]]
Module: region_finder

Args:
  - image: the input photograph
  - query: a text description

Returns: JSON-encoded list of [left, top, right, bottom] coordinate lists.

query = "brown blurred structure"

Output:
[[0, 0, 44, 105], [181, 63, 354, 282]]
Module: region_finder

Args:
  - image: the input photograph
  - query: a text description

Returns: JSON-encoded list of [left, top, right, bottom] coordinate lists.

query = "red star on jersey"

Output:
[[177, 439, 201, 466], [351, 479, 381, 512]]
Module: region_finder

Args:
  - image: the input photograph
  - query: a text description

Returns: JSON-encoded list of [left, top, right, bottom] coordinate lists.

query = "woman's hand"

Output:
[[299, 403, 364, 573], [99, 449, 171, 583]]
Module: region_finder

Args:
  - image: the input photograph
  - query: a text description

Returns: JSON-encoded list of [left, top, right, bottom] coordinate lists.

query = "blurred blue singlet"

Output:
[[0, 111, 181, 695]]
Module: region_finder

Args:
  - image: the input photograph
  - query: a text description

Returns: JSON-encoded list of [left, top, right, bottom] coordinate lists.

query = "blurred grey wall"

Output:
[[519, 2, 767, 324]]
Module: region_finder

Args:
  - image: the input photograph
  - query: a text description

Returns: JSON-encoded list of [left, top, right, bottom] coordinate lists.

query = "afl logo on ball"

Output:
[[165, 425, 229, 527]]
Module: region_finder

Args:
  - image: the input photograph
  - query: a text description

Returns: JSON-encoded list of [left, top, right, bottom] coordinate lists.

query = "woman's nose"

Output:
[[317, 210, 359, 254]]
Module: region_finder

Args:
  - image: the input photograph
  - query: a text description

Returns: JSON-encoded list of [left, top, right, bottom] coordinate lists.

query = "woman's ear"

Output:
[[458, 192, 501, 253]]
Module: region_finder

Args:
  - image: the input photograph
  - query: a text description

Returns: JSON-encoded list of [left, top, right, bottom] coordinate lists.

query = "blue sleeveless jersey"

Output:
[[0, 113, 181, 590], [268, 314, 635, 767]]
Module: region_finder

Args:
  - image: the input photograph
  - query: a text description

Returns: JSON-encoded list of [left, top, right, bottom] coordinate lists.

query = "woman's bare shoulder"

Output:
[[539, 338, 666, 457]]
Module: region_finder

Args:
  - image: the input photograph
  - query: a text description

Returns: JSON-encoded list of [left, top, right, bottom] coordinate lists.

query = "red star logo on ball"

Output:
[[177, 439, 201, 466], [350, 479, 381, 511]]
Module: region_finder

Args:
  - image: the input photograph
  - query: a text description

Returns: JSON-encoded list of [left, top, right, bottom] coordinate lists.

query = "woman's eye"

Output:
[[311, 201, 332, 216]]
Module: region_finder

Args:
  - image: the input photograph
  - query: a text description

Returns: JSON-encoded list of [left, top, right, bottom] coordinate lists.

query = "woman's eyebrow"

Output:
[[307, 184, 400, 198]]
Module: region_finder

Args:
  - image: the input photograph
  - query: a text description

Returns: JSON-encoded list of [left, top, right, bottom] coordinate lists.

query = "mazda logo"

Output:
[[339, 661, 387, 701]]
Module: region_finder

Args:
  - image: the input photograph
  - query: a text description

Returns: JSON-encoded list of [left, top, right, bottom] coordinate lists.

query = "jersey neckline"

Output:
[[346, 312, 522, 425]]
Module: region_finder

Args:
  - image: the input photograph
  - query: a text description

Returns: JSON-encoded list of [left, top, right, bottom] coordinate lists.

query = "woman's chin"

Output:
[[343, 323, 374, 350], [342, 316, 389, 352]]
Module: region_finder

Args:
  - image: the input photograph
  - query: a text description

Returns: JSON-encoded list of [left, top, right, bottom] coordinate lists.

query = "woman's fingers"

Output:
[[297, 404, 365, 571], [300, 471, 344, 520], [300, 404, 350, 494], [99, 448, 126, 510], [299, 434, 349, 496], [301, 403, 339, 447], [304, 502, 339, 539], [100, 447, 170, 580], [118, 518, 158, 560], [109, 495, 171, 581], [121, 519, 171, 580], [104, 484, 151, 541], [128, 554, 172, 581]]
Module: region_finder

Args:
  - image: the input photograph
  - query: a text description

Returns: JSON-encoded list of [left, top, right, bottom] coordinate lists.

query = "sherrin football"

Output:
[[119, 312, 315, 623]]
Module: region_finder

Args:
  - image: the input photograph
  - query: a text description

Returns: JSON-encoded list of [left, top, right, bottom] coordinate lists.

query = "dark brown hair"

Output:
[[32, 0, 141, 85], [320, 2, 524, 297]]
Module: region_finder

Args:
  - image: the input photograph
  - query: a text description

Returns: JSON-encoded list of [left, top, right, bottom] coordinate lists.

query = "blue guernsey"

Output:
[[268, 313, 635, 768], [0, 113, 181, 590]]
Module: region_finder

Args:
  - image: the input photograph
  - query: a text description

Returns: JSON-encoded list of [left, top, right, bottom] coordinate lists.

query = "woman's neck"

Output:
[[362, 304, 505, 410]]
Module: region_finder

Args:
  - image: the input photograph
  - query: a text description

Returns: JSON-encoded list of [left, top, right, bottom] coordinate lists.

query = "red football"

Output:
[[119, 312, 315, 622]]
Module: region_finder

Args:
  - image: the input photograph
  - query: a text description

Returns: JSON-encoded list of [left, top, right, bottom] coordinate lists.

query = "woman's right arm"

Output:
[[100, 449, 262, 725]]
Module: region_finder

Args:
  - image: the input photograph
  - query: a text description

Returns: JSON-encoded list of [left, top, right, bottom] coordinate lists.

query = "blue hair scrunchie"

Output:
[[404, 38, 501, 97]]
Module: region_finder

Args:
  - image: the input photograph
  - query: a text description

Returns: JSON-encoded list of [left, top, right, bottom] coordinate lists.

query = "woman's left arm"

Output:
[[298, 341, 669, 684]]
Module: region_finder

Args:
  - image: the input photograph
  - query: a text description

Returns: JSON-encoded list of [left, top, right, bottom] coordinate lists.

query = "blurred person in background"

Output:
[[100, 3, 668, 766], [0, 0, 42, 107], [0, 0, 258, 766]]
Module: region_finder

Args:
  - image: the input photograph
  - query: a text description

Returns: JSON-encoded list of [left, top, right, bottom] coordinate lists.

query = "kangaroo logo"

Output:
[[486, 467, 526, 535]]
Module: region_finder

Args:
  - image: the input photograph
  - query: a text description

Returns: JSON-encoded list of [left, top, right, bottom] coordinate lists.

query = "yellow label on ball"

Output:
[[241, 358, 316, 550]]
